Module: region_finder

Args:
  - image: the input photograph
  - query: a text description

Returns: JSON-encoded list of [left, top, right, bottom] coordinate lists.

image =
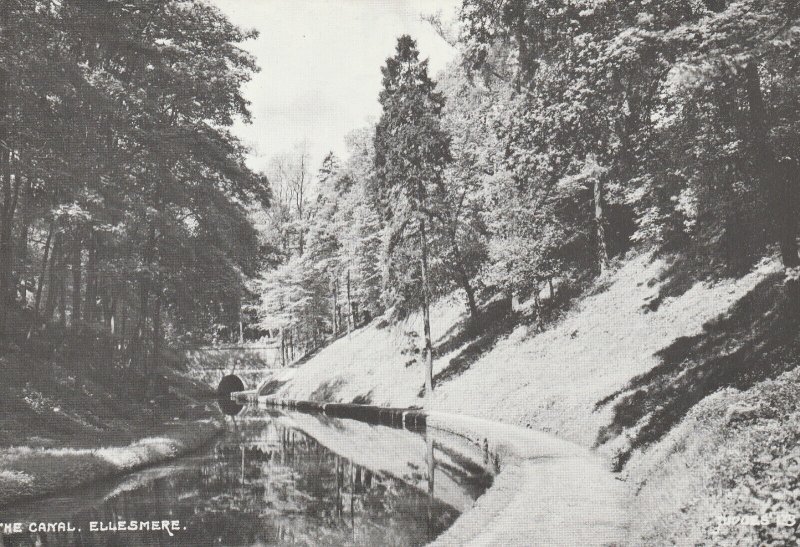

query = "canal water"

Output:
[[1, 404, 495, 546]]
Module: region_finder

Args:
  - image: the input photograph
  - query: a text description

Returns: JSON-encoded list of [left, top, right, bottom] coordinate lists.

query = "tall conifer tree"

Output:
[[375, 35, 451, 396]]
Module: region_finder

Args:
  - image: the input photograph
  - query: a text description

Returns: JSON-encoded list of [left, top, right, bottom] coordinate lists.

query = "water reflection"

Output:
[[1, 410, 493, 547], [217, 397, 244, 416]]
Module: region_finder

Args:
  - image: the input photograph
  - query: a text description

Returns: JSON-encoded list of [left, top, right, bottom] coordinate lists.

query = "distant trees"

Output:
[[254, 0, 800, 384], [258, 0, 800, 376], [252, 139, 385, 364], [340, 126, 384, 322]]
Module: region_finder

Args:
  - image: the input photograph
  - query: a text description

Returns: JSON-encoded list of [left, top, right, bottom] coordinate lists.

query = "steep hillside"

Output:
[[264, 252, 800, 544], [267, 252, 781, 440]]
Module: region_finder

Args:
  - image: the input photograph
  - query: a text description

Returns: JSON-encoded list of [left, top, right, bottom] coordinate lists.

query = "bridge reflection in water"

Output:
[[3, 405, 495, 547]]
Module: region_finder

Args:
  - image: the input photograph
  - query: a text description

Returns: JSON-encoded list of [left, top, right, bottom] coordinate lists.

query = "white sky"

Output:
[[210, 0, 461, 174]]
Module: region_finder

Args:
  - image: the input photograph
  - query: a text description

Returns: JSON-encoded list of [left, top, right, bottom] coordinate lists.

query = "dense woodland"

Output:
[[1, 1, 798, 393], [0, 0, 268, 378], [253, 0, 800, 388]]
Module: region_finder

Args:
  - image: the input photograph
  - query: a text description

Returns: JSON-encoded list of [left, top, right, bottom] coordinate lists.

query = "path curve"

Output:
[[426, 411, 629, 546], [245, 393, 630, 546]]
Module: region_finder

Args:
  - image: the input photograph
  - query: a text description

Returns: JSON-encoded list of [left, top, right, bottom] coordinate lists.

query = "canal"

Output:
[[1, 402, 496, 546]]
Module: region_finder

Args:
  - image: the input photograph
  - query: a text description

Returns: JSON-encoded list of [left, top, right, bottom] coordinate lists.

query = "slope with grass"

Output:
[[263, 251, 800, 544]]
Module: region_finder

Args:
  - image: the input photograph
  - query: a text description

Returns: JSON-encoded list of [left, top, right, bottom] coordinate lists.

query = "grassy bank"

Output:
[[0, 420, 220, 506], [262, 251, 800, 545], [0, 339, 223, 508]]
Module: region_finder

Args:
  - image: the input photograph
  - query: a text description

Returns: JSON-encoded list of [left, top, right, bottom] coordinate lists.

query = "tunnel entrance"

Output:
[[217, 374, 245, 397], [217, 374, 245, 416]]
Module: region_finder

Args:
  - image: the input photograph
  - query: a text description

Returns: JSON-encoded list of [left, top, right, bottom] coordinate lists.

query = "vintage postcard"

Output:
[[1, 1, 798, 545]]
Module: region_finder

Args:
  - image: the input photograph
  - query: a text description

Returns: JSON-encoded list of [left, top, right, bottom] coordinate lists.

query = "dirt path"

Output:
[[427, 412, 629, 546]]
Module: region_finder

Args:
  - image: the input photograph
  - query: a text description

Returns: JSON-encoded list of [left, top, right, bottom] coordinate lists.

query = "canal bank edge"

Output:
[[235, 391, 428, 430], [0, 419, 222, 510], [245, 393, 629, 546]]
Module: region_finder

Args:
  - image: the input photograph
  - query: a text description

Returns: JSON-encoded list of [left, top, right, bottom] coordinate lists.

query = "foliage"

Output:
[[253, 0, 800, 366], [0, 0, 266, 361], [373, 36, 452, 315], [6, 0, 798, 387]]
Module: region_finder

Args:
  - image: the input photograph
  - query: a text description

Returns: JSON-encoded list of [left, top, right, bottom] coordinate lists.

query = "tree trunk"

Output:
[[45, 232, 62, 324], [58, 254, 66, 329], [70, 232, 82, 327], [506, 286, 518, 313], [134, 223, 156, 374], [280, 327, 286, 367], [119, 308, 127, 352], [533, 281, 543, 330], [106, 287, 116, 361], [448, 230, 480, 326], [346, 269, 353, 333], [85, 228, 97, 323], [426, 431, 435, 496], [102, 282, 114, 330], [0, 14, 12, 342], [743, 62, 800, 304], [17, 173, 32, 303], [0, 160, 21, 341], [332, 280, 338, 336], [420, 219, 434, 397], [594, 174, 609, 275], [150, 294, 162, 394], [30, 221, 54, 335], [134, 275, 150, 374], [108, 293, 116, 334], [462, 275, 479, 325], [455, 258, 479, 326]]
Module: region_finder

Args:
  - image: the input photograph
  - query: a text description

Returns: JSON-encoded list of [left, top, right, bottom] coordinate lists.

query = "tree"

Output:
[[457, 0, 610, 301], [374, 35, 452, 396], [267, 144, 314, 257]]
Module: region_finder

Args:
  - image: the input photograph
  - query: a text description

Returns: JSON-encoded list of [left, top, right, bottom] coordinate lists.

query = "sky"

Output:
[[210, 0, 461, 174]]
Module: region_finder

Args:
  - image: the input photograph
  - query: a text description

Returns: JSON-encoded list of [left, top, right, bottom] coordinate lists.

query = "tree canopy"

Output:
[[5, 0, 798, 393], [252, 0, 800, 383], [0, 0, 267, 373]]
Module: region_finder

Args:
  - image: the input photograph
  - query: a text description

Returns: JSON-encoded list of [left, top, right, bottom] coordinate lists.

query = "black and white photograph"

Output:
[[1, 0, 799, 545]]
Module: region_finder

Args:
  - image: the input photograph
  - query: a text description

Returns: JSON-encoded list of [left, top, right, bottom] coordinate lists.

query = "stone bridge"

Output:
[[185, 346, 282, 392]]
